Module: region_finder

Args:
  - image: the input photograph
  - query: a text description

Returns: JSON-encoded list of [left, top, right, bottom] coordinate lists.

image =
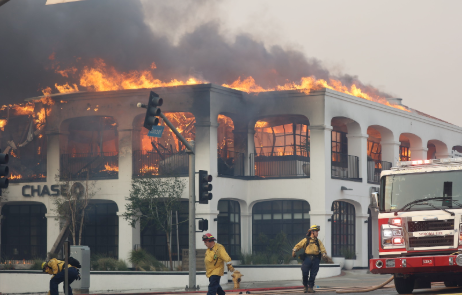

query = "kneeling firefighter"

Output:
[[42, 258, 79, 295], [292, 225, 327, 293]]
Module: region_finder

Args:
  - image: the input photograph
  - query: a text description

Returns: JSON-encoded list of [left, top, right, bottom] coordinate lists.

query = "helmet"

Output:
[[41, 262, 47, 270], [309, 225, 320, 232], [202, 233, 216, 241]]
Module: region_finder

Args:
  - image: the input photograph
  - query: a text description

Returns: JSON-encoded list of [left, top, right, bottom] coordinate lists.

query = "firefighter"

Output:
[[42, 258, 79, 295], [203, 233, 235, 295], [292, 225, 327, 293]]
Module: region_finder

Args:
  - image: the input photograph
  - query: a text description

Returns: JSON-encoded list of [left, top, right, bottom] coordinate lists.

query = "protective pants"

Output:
[[301, 255, 320, 288], [207, 275, 226, 295], [50, 267, 79, 295]]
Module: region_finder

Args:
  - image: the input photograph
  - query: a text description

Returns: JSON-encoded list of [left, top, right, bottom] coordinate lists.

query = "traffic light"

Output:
[[0, 150, 9, 196], [198, 219, 208, 231], [143, 91, 163, 131], [198, 170, 212, 204]]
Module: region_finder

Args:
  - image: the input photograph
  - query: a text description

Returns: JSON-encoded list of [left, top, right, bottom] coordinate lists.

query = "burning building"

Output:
[[1, 84, 462, 268]]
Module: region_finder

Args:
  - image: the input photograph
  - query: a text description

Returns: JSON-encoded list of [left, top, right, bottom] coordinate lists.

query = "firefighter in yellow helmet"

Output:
[[292, 225, 327, 293], [203, 233, 234, 295], [42, 258, 79, 295]]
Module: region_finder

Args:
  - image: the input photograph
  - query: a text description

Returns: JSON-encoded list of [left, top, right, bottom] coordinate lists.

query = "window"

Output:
[[141, 201, 189, 261], [252, 200, 310, 253], [400, 146, 410, 161], [332, 131, 348, 167], [81, 202, 118, 258], [331, 201, 355, 258], [217, 200, 241, 257], [1, 204, 47, 260], [255, 122, 309, 157]]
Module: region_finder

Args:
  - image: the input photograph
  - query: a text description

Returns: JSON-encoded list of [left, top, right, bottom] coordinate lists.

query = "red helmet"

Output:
[[202, 233, 216, 241]]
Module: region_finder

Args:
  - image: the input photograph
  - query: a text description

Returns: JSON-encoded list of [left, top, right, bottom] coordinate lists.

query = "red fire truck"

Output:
[[369, 157, 462, 294]]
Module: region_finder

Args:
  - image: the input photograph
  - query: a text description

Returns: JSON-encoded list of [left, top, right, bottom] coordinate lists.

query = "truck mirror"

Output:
[[370, 192, 379, 209]]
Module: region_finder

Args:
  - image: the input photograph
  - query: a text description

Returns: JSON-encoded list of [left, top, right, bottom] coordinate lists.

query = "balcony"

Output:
[[133, 150, 189, 178], [217, 149, 245, 177], [251, 152, 310, 178], [367, 160, 392, 184], [60, 152, 118, 180], [9, 152, 47, 183], [331, 155, 360, 181]]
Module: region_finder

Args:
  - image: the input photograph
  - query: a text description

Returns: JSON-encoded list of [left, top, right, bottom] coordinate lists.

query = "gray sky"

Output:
[[2, 0, 462, 126]]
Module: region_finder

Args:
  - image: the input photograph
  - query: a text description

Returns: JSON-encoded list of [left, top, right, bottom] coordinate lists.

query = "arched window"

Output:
[[1, 203, 47, 260], [133, 113, 195, 177], [81, 202, 119, 258], [252, 200, 310, 253], [217, 200, 241, 257], [331, 201, 355, 258], [141, 201, 189, 261]]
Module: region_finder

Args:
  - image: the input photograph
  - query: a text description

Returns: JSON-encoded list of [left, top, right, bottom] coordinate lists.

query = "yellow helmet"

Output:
[[310, 225, 320, 231], [42, 262, 47, 270]]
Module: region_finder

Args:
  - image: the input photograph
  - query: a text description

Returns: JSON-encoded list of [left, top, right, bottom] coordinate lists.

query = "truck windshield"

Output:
[[382, 171, 462, 212]]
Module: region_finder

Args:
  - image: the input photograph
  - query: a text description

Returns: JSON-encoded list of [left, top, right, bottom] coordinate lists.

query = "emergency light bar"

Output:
[[397, 157, 462, 167]]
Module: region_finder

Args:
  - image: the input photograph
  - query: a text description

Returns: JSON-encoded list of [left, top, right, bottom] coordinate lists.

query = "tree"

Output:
[[51, 172, 97, 246], [123, 177, 186, 271]]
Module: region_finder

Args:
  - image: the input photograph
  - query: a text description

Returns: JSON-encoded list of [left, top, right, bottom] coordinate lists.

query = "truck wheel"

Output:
[[394, 276, 415, 294], [444, 280, 458, 287]]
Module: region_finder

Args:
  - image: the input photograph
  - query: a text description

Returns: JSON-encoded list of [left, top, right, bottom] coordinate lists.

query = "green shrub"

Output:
[[30, 258, 45, 270], [341, 247, 356, 259], [129, 249, 166, 271], [90, 254, 129, 271]]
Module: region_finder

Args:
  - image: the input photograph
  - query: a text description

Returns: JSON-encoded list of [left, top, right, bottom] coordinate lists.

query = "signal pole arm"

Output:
[[159, 113, 194, 153]]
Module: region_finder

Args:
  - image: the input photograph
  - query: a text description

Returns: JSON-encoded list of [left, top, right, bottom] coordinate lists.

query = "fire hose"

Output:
[[336, 275, 394, 293]]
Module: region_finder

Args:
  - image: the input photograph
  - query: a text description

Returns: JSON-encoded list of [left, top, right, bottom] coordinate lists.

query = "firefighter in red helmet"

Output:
[[202, 233, 234, 295]]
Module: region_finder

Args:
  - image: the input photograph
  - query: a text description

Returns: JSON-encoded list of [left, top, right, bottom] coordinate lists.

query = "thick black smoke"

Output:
[[0, 0, 390, 106]]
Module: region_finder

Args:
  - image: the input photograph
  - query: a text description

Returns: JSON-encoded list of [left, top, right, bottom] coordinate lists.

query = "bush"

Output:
[[30, 258, 46, 270], [90, 254, 129, 271], [129, 249, 166, 271], [341, 247, 356, 259]]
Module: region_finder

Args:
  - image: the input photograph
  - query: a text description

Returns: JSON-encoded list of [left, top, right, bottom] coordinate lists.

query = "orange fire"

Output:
[[0, 119, 6, 130], [255, 121, 269, 128], [9, 174, 22, 180], [141, 165, 159, 175], [103, 163, 119, 172]]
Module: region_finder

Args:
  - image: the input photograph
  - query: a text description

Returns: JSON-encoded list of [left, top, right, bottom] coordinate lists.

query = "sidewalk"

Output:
[[91, 270, 393, 294]]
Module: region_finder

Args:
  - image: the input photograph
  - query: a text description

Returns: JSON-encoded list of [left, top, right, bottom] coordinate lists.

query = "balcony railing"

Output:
[[9, 152, 47, 183], [331, 155, 360, 180], [60, 152, 118, 180], [133, 150, 189, 177], [217, 149, 245, 177], [367, 160, 392, 184], [251, 152, 310, 178]]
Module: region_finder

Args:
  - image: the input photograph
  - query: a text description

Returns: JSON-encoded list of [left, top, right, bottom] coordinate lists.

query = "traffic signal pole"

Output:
[[158, 113, 197, 290]]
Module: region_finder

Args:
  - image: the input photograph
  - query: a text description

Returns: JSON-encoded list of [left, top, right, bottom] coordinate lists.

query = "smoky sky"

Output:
[[0, 0, 390, 106]]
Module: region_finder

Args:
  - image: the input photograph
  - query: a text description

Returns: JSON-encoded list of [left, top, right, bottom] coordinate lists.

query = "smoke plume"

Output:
[[0, 0, 391, 106]]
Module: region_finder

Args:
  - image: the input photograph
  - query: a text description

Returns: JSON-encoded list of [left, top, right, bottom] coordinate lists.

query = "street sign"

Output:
[[148, 126, 164, 138]]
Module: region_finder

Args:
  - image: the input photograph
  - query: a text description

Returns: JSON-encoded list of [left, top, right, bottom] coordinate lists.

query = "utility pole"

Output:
[[0, 0, 10, 8], [138, 91, 198, 290]]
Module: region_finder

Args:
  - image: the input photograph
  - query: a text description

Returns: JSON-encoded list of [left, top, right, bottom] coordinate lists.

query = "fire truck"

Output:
[[369, 157, 462, 294]]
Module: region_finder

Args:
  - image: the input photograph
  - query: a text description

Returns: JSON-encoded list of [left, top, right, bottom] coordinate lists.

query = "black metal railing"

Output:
[[367, 160, 392, 184], [251, 152, 310, 178], [331, 155, 359, 180], [133, 150, 189, 177], [217, 149, 245, 177], [60, 152, 118, 180], [9, 152, 47, 183]]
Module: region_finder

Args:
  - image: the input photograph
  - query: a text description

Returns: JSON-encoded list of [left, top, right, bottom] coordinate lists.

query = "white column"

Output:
[[247, 127, 255, 176], [356, 214, 369, 268], [410, 147, 428, 161], [240, 212, 252, 254], [381, 141, 400, 166], [46, 133, 61, 180], [346, 133, 368, 181], [46, 213, 60, 254], [117, 212, 140, 265], [309, 211, 333, 256]]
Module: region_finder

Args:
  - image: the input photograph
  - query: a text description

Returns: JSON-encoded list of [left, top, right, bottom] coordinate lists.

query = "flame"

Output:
[[255, 121, 268, 128], [9, 174, 22, 180], [103, 163, 119, 172], [141, 165, 159, 175], [55, 67, 77, 78], [0, 119, 6, 130], [55, 83, 79, 93]]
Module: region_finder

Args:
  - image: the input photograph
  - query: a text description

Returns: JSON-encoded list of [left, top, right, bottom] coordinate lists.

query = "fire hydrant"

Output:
[[231, 270, 244, 289]]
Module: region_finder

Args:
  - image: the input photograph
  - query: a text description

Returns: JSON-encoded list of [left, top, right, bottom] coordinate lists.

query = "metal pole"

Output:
[[64, 239, 69, 295], [176, 211, 180, 266], [187, 151, 196, 290]]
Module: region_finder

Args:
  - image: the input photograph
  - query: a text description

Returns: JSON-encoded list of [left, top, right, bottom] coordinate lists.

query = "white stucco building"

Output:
[[1, 84, 462, 268]]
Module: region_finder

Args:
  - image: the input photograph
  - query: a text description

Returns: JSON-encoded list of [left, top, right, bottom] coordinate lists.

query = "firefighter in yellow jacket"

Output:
[[42, 258, 79, 295], [203, 233, 235, 295], [292, 225, 327, 293]]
